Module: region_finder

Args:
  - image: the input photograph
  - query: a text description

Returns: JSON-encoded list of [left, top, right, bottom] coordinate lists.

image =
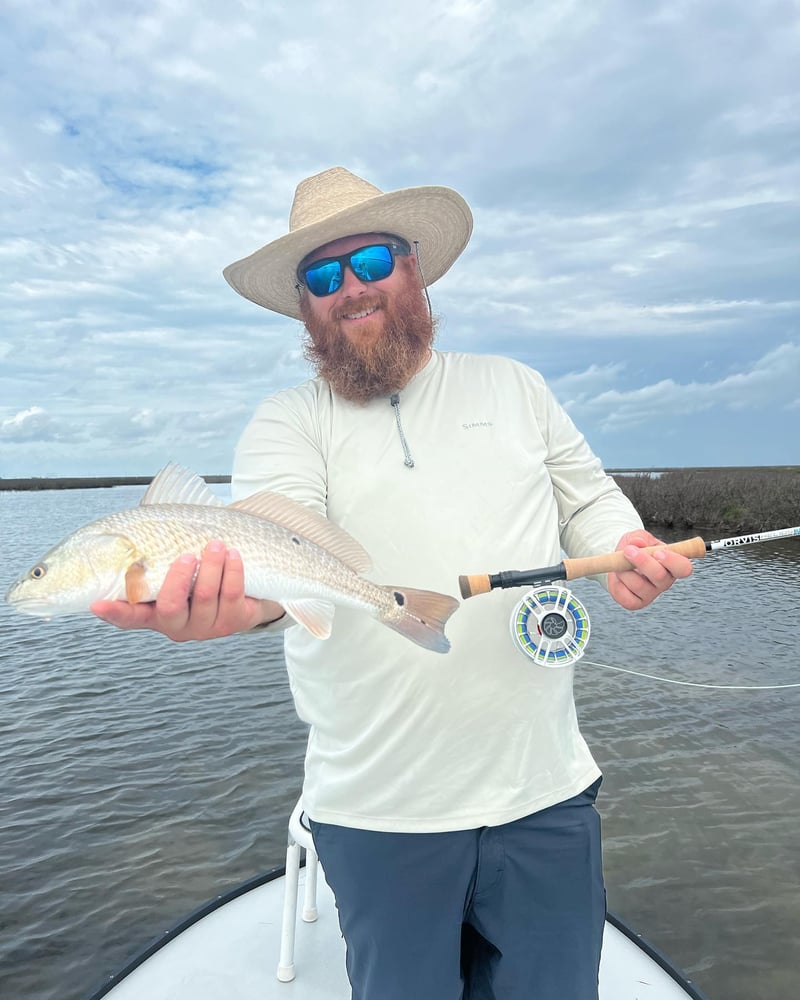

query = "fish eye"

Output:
[[29, 564, 47, 580]]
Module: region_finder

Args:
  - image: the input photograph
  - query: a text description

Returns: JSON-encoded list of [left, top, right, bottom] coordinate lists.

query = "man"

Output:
[[94, 167, 693, 999]]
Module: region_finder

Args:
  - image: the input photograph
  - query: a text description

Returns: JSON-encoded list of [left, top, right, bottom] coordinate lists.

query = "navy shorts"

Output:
[[310, 778, 605, 1000]]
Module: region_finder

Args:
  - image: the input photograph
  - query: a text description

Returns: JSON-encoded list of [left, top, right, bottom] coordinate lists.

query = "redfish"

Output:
[[6, 464, 459, 653]]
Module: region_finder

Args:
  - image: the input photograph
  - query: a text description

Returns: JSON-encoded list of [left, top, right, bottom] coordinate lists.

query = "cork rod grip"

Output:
[[562, 536, 707, 580], [458, 574, 492, 599]]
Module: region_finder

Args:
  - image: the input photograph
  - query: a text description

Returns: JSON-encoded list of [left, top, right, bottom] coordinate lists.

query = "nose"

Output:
[[338, 262, 369, 294]]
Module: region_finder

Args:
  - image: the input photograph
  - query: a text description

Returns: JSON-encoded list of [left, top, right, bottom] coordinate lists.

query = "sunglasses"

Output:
[[298, 240, 411, 298]]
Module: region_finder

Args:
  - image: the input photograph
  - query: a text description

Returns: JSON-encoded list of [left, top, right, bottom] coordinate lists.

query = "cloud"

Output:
[[563, 342, 800, 432], [0, 1, 798, 473], [1, 406, 60, 442]]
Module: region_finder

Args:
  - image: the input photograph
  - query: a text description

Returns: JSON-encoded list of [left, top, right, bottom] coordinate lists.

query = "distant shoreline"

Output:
[[2, 467, 797, 536], [0, 475, 232, 491], [0, 466, 795, 492]]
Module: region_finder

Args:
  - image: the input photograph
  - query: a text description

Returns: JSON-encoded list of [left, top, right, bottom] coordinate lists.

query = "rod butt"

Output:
[[459, 574, 492, 599]]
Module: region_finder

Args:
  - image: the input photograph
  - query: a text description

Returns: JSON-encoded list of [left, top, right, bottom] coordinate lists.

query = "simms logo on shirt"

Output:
[[462, 421, 494, 430]]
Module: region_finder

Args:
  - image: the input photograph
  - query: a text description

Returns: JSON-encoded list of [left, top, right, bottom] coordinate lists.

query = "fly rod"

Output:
[[459, 525, 800, 600]]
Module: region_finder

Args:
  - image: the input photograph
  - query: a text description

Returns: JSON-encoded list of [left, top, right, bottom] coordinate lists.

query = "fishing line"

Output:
[[506, 588, 799, 688], [581, 660, 800, 691], [461, 528, 799, 688]]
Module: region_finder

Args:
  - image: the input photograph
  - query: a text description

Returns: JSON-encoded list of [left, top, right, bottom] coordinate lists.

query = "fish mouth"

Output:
[[5, 585, 63, 617], [6, 595, 56, 616]]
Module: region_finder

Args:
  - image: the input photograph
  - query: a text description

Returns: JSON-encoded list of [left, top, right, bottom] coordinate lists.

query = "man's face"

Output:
[[299, 232, 435, 404]]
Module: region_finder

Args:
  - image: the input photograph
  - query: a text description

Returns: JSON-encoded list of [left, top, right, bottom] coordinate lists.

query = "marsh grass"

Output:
[[3, 467, 798, 534], [614, 467, 800, 533]]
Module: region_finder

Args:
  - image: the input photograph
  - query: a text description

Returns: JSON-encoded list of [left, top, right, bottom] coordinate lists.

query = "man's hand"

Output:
[[91, 541, 284, 641], [606, 529, 693, 611]]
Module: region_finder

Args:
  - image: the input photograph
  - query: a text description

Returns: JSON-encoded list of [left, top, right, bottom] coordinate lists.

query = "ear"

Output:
[[297, 281, 311, 322], [400, 250, 421, 280]]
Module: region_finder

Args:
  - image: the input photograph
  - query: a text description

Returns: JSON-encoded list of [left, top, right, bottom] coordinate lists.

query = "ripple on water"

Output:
[[2, 494, 799, 999]]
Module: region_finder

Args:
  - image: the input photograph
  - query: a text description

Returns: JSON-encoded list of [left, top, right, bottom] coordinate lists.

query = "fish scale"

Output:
[[99, 503, 397, 614], [6, 464, 460, 653]]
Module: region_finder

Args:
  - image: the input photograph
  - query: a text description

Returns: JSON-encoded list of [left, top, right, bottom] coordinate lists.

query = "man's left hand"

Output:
[[607, 529, 693, 610]]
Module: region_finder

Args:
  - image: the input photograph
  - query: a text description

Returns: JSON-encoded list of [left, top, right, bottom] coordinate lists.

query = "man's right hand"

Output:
[[91, 540, 285, 642]]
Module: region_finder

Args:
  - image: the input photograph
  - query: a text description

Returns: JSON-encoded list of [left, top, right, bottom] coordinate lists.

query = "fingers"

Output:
[[90, 552, 199, 638], [178, 542, 226, 636], [215, 548, 259, 633], [621, 543, 694, 586], [91, 599, 160, 630], [161, 542, 254, 640], [153, 553, 201, 634], [191, 545, 262, 637], [92, 543, 247, 641], [608, 534, 694, 610], [91, 543, 283, 640]]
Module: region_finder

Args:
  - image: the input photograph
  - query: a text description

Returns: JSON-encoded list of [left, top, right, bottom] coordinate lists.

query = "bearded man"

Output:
[[299, 234, 434, 405], [94, 167, 692, 1000]]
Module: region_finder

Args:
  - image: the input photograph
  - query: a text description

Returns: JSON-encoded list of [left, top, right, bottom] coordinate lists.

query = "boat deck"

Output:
[[88, 867, 708, 999]]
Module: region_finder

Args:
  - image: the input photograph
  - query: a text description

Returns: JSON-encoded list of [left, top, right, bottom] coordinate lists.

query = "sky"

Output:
[[1, 0, 798, 477]]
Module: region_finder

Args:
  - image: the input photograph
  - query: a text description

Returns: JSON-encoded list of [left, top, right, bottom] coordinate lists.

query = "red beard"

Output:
[[301, 281, 436, 404]]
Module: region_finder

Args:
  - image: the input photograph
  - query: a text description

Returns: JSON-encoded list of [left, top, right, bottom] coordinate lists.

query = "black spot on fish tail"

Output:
[[381, 587, 460, 653]]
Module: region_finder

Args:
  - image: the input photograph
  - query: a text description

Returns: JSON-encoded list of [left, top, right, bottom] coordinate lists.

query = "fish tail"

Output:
[[380, 587, 460, 653]]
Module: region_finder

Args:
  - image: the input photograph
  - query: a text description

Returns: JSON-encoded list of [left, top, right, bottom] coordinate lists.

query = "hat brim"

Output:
[[222, 185, 473, 320]]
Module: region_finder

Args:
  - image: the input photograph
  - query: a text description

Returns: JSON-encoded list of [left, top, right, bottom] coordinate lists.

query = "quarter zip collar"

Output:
[[389, 392, 415, 468]]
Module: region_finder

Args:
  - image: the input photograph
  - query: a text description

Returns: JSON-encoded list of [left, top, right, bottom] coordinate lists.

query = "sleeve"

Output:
[[231, 385, 328, 516], [232, 385, 329, 633], [540, 383, 643, 571]]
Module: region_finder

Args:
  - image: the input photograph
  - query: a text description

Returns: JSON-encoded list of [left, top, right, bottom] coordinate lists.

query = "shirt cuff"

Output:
[[246, 612, 292, 635]]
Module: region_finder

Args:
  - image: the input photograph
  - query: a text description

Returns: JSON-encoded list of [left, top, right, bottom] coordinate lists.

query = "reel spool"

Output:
[[510, 586, 591, 667]]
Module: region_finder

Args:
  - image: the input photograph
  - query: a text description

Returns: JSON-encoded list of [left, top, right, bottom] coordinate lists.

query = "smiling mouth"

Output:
[[340, 305, 380, 321]]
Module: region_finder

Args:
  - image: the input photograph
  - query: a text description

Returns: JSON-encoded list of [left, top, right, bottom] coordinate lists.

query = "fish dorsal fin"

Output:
[[140, 463, 225, 507], [230, 491, 372, 574]]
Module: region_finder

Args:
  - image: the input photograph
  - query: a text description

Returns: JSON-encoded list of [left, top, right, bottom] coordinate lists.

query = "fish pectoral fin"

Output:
[[83, 533, 146, 601], [282, 599, 336, 640], [125, 562, 151, 604]]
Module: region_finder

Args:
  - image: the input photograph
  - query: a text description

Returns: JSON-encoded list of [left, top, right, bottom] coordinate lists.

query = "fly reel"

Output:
[[510, 586, 591, 667]]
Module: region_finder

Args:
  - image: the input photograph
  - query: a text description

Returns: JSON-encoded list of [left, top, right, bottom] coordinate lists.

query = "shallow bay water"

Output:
[[1, 484, 798, 999]]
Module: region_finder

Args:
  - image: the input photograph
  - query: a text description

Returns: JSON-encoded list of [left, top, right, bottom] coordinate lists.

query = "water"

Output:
[[1, 486, 798, 1000]]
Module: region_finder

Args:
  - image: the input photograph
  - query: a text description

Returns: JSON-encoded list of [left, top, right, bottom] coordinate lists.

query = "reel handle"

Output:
[[562, 535, 707, 580]]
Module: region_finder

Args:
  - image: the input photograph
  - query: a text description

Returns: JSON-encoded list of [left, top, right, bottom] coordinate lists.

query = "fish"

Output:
[[5, 464, 460, 653]]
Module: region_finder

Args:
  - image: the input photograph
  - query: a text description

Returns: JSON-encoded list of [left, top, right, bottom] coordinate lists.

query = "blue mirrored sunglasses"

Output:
[[298, 240, 411, 298]]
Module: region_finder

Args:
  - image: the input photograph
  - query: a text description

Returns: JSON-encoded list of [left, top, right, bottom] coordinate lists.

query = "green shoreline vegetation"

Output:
[[0, 474, 231, 491], [1, 467, 797, 534], [613, 466, 799, 534]]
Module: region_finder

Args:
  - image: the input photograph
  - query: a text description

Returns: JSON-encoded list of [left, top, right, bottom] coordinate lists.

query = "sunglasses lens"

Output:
[[302, 244, 401, 297], [350, 245, 394, 282], [304, 259, 343, 297]]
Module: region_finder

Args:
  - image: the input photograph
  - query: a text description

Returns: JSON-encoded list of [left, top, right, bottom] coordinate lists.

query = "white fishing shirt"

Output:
[[232, 350, 642, 832]]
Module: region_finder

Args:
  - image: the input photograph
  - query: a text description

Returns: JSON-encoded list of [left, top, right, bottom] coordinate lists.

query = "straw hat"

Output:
[[223, 166, 474, 319]]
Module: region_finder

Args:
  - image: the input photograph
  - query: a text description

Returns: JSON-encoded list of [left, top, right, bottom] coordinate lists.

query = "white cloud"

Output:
[[722, 96, 800, 135], [564, 342, 800, 432], [0, 0, 798, 473], [1, 406, 59, 441], [550, 363, 626, 401]]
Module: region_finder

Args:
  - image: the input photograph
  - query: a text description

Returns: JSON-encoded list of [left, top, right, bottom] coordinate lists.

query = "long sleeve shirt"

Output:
[[232, 350, 642, 832]]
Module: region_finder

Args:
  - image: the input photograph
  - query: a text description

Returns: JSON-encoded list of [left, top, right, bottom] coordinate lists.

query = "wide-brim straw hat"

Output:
[[223, 166, 473, 319]]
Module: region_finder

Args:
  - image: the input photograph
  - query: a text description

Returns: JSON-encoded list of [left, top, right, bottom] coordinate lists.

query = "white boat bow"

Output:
[[86, 864, 710, 1000]]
